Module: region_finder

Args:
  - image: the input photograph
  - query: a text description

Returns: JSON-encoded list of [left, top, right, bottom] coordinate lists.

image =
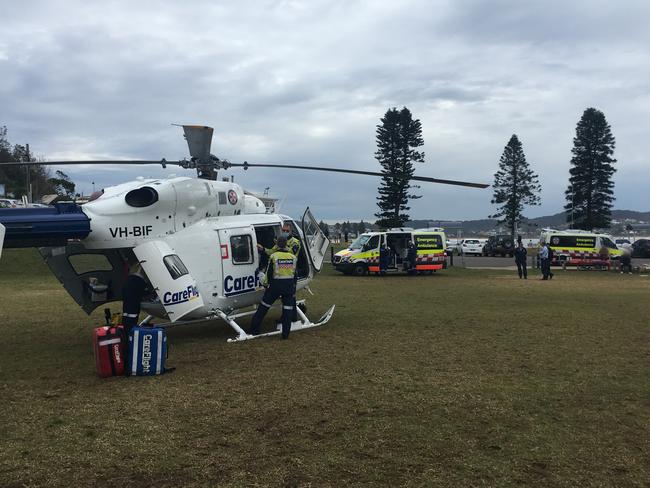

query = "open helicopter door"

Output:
[[38, 243, 128, 314], [133, 241, 204, 322], [301, 207, 330, 272]]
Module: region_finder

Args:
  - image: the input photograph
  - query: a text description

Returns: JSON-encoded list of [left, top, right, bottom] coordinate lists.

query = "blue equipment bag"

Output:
[[128, 326, 168, 376]]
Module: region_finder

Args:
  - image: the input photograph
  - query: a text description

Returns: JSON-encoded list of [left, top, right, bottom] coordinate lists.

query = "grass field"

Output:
[[0, 248, 648, 487]]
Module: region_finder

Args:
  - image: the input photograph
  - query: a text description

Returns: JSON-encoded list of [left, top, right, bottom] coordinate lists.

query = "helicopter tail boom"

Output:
[[0, 203, 91, 249]]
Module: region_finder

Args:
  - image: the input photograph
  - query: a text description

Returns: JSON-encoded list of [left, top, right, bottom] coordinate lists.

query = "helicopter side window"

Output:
[[231, 235, 254, 265], [163, 254, 189, 280]]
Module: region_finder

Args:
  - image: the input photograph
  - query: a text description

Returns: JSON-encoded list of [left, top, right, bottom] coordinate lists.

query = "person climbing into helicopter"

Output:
[[257, 222, 302, 321], [258, 222, 301, 257], [249, 235, 297, 339]]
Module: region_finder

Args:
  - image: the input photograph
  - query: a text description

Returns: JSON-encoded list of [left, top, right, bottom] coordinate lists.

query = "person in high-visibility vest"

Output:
[[259, 223, 301, 257], [249, 236, 297, 339]]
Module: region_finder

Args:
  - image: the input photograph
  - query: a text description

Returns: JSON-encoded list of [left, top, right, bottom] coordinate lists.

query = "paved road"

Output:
[[451, 254, 650, 269], [325, 252, 650, 270]]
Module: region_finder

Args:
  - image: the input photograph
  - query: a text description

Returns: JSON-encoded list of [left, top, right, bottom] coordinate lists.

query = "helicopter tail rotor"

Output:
[[175, 125, 220, 179], [179, 125, 213, 162]]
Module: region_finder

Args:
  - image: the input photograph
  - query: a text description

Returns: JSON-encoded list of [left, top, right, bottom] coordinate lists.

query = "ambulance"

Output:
[[333, 228, 447, 275], [540, 229, 622, 267]]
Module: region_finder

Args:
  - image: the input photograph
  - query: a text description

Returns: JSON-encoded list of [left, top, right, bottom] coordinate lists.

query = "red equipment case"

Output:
[[93, 325, 126, 377]]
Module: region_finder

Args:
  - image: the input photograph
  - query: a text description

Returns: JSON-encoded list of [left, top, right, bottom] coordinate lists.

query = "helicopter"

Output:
[[0, 125, 488, 342]]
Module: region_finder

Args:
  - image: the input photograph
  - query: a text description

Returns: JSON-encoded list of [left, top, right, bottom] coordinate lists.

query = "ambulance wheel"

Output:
[[352, 263, 367, 276]]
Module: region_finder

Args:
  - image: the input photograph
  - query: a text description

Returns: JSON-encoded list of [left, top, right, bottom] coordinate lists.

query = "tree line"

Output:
[[0, 126, 76, 201], [374, 106, 618, 233], [318, 220, 370, 238]]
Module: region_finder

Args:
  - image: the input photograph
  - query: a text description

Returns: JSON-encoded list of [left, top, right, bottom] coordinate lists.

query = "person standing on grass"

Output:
[[514, 239, 528, 279], [620, 247, 633, 274], [406, 240, 417, 275], [539, 240, 550, 280], [249, 236, 297, 339], [379, 242, 389, 275]]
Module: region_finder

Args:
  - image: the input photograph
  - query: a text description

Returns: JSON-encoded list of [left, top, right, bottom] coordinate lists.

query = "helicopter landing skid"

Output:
[[219, 300, 336, 342]]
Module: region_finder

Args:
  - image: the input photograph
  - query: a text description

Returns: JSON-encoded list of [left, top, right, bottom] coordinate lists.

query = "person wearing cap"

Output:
[[249, 235, 298, 339]]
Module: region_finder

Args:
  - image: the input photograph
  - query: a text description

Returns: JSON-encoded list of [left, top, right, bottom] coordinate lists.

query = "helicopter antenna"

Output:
[[275, 192, 288, 214]]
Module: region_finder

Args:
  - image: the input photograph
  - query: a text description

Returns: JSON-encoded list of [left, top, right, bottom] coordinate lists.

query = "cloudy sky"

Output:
[[2, 0, 649, 222]]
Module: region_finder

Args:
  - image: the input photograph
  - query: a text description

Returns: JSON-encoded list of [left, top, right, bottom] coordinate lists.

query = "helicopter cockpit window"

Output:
[[163, 254, 189, 280], [231, 235, 254, 265], [125, 187, 159, 208]]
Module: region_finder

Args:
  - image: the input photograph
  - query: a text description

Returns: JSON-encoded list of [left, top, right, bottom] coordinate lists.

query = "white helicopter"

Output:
[[0, 125, 488, 341]]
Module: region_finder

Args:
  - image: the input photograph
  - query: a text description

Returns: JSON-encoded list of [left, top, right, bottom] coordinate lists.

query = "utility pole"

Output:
[[24, 143, 32, 203]]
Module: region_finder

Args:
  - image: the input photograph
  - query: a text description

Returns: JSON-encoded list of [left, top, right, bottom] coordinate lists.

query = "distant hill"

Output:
[[407, 210, 650, 236]]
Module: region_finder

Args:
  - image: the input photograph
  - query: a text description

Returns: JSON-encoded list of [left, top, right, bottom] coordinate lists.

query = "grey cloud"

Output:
[[1, 0, 648, 222]]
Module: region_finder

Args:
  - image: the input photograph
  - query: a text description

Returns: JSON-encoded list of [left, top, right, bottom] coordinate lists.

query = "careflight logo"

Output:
[[224, 272, 262, 297], [228, 189, 238, 205], [163, 285, 200, 306], [141, 333, 152, 374]]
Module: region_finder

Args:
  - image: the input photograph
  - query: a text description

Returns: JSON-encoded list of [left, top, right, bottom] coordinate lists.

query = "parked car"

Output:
[[482, 235, 515, 257], [460, 239, 483, 255], [0, 198, 21, 208], [631, 239, 650, 258], [615, 238, 631, 247]]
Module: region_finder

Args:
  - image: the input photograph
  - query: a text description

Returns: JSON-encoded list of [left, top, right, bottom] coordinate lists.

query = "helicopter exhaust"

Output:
[[0, 203, 91, 249]]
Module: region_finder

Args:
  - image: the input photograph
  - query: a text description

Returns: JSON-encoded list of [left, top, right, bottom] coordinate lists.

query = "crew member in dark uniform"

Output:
[[514, 239, 528, 279], [406, 240, 417, 274], [121, 262, 147, 334], [249, 236, 297, 339], [379, 243, 389, 276]]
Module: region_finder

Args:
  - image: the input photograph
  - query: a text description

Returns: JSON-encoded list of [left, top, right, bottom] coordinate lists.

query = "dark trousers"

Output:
[[516, 260, 527, 279], [250, 280, 295, 338], [541, 258, 553, 279], [122, 274, 146, 333], [620, 257, 632, 273]]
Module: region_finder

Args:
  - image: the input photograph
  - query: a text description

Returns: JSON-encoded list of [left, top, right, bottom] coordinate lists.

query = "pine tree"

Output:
[[565, 108, 616, 230], [318, 220, 330, 238], [374, 107, 424, 228], [490, 134, 541, 239]]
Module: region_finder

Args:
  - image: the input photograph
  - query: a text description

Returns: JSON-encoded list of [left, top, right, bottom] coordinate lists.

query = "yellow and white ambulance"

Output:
[[333, 228, 447, 275], [540, 229, 622, 268]]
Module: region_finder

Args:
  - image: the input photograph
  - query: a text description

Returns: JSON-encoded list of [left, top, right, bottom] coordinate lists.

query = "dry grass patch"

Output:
[[0, 249, 648, 487]]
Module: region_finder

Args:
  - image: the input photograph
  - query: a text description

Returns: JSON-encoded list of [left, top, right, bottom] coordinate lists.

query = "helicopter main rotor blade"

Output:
[[228, 162, 489, 189], [0, 160, 187, 167]]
